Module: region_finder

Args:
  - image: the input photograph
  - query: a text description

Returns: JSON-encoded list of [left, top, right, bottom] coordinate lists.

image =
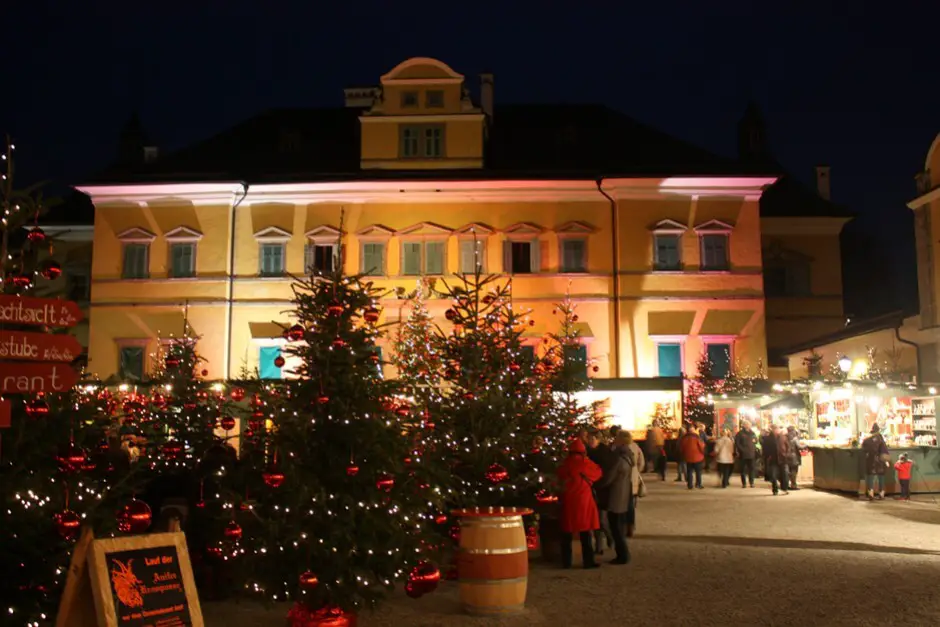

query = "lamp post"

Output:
[[838, 355, 852, 375]]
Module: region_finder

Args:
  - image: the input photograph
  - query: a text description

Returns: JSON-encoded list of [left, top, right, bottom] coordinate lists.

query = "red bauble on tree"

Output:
[[223, 520, 243, 541], [316, 394, 330, 405], [327, 300, 344, 317], [331, 338, 347, 350], [298, 570, 319, 593], [263, 468, 286, 488], [286, 603, 356, 627], [405, 561, 440, 599], [40, 259, 62, 280], [57, 443, 87, 473], [117, 499, 152, 534], [231, 387, 246, 402], [25, 397, 49, 417], [363, 306, 380, 323], [220, 415, 237, 431], [375, 473, 394, 492], [27, 225, 46, 244], [54, 509, 82, 540], [287, 324, 306, 342], [162, 440, 183, 460], [346, 463, 360, 477], [274, 355, 286, 368], [485, 463, 508, 483]]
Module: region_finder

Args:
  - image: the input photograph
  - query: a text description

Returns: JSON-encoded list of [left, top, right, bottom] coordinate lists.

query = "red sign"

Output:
[[0, 330, 82, 362], [0, 296, 83, 328], [0, 362, 79, 393]]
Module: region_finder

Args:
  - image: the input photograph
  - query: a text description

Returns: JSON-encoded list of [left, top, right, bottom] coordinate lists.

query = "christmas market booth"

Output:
[[770, 378, 940, 494], [573, 376, 683, 440]]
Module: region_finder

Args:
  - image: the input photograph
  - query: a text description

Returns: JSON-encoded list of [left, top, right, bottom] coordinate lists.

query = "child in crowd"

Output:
[[894, 454, 914, 501]]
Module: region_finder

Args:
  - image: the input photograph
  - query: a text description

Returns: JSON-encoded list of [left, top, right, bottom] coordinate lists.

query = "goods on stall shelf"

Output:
[[912, 398, 938, 446]]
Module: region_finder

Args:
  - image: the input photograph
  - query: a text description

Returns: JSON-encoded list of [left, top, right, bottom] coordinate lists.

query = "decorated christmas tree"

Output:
[[684, 351, 720, 425], [433, 269, 553, 511], [236, 243, 446, 622], [391, 279, 443, 428]]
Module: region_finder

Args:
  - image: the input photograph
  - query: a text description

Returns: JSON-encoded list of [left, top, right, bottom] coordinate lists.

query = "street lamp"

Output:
[[838, 355, 852, 374]]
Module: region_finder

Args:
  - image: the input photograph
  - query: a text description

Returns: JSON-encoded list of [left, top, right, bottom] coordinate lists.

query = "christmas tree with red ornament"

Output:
[[433, 268, 555, 512], [391, 279, 444, 429], [235, 241, 447, 622]]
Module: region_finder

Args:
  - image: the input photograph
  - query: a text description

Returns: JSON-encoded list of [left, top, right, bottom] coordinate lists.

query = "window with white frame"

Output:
[[400, 124, 444, 158], [165, 226, 202, 279], [649, 219, 687, 271], [402, 241, 445, 276], [254, 227, 291, 277], [704, 341, 733, 379], [656, 342, 683, 377], [116, 339, 149, 381], [117, 228, 155, 279], [556, 221, 594, 274], [694, 220, 733, 271], [304, 225, 343, 275], [459, 239, 486, 274], [356, 225, 393, 276], [502, 223, 543, 275]]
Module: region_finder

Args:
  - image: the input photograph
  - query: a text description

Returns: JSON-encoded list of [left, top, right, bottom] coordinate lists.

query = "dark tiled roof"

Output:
[[86, 104, 774, 185], [759, 174, 854, 218], [39, 188, 95, 226], [779, 310, 911, 356]]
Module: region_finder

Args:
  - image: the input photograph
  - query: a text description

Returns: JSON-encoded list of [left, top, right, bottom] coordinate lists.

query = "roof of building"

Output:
[[779, 310, 911, 356], [759, 174, 854, 219], [85, 103, 775, 185]]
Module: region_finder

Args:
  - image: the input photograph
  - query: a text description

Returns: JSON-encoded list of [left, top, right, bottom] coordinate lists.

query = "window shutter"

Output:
[[538, 239, 548, 272], [503, 241, 512, 274], [459, 241, 473, 274], [259, 346, 282, 380], [425, 242, 444, 274], [402, 242, 421, 275], [304, 244, 314, 274], [657, 344, 682, 377]]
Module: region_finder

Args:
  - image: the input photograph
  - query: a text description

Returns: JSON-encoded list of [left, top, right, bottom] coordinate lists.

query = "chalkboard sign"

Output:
[[103, 545, 192, 625], [56, 524, 203, 627]]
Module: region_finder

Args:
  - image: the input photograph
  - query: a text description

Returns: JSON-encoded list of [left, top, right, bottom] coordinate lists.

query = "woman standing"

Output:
[[714, 428, 735, 488], [862, 424, 890, 500], [623, 431, 645, 537], [599, 433, 635, 564], [557, 439, 602, 568]]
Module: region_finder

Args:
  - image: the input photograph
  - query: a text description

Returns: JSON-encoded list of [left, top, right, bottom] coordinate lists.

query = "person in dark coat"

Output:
[[862, 423, 890, 500], [765, 424, 790, 496], [598, 432, 634, 565], [734, 420, 758, 488], [557, 439, 602, 568], [786, 426, 802, 490], [585, 429, 616, 554]]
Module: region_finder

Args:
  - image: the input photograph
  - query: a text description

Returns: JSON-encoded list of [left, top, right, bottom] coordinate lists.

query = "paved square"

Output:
[[205, 473, 940, 626]]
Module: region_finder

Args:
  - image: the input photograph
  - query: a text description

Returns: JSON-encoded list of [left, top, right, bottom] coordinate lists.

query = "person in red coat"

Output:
[[557, 439, 602, 569]]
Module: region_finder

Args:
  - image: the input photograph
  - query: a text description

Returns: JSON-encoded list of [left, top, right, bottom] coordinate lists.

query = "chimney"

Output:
[[816, 165, 831, 200], [480, 73, 494, 120], [143, 146, 159, 163]]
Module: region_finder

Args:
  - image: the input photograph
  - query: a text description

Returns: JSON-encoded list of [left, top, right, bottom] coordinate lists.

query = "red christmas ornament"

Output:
[[317, 395, 330, 405], [363, 307, 380, 323], [331, 338, 347, 350], [57, 444, 87, 472], [395, 404, 410, 417], [273, 355, 286, 368], [485, 463, 508, 483], [263, 468, 285, 488], [528, 319, 536, 327], [287, 324, 306, 342], [444, 308, 457, 321], [164, 355, 181, 368], [54, 509, 82, 540], [375, 473, 394, 492], [462, 392, 475, 401], [252, 408, 266, 420], [536, 422, 550, 430], [162, 440, 183, 460], [27, 226, 47, 244], [298, 570, 319, 592], [286, 603, 356, 627], [368, 353, 380, 364], [536, 489, 559, 504], [25, 397, 49, 417], [201, 369, 209, 377], [327, 301, 344, 317], [509, 362, 521, 372], [11, 273, 32, 288], [526, 524, 540, 550], [407, 561, 440, 598], [572, 314, 579, 322], [220, 416, 237, 431], [117, 499, 152, 534], [434, 513, 448, 525], [223, 520, 243, 541], [231, 387, 246, 402], [248, 419, 264, 431], [346, 464, 360, 477], [592, 365, 600, 373], [380, 398, 396, 412], [40, 259, 62, 280]]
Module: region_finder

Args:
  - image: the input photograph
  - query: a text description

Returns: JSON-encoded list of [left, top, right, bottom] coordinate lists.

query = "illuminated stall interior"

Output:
[[574, 378, 683, 440]]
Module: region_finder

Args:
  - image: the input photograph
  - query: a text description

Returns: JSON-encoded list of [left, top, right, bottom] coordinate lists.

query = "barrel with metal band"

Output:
[[452, 506, 533, 616]]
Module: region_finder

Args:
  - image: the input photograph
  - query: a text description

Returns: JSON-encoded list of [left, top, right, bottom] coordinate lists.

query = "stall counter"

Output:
[[810, 446, 940, 495]]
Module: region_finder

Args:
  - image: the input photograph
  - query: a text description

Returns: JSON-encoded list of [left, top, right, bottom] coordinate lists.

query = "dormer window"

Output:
[[165, 226, 202, 278], [254, 227, 292, 277], [694, 220, 733, 271], [401, 91, 419, 108], [117, 228, 156, 279], [426, 90, 444, 108], [650, 219, 687, 271]]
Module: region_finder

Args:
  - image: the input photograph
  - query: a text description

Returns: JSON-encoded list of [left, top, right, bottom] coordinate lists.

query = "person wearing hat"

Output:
[[557, 439, 603, 569], [862, 423, 890, 500]]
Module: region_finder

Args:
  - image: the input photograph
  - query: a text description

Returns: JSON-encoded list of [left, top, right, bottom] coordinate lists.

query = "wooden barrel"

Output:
[[453, 507, 532, 616]]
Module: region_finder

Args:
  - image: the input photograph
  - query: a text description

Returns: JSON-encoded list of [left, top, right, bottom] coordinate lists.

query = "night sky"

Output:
[[2, 1, 937, 317]]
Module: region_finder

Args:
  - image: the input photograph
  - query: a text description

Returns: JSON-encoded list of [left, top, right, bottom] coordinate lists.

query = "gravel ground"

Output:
[[204, 469, 940, 627]]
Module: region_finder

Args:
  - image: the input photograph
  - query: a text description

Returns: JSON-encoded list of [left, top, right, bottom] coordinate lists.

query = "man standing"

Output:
[[586, 429, 616, 554], [645, 420, 665, 479], [734, 420, 758, 488], [766, 424, 790, 496], [679, 426, 705, 489], [786, 426, 802, 490]]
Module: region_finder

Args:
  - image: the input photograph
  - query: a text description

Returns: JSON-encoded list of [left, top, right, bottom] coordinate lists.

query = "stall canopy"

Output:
[[761, 394, 807, 412]]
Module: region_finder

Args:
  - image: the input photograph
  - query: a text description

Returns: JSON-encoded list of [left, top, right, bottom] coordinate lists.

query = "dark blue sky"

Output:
[[2, 1, 937, 314]]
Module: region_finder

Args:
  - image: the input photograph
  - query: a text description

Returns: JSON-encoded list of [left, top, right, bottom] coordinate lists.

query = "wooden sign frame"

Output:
[[55, 520, 204, 627]]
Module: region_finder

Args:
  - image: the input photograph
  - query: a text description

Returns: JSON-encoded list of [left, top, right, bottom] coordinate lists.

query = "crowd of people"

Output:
[[554, 418, 915, 570]]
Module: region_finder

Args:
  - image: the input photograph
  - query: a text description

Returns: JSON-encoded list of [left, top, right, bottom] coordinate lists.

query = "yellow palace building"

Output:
[[77, 57, 794, 429]]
